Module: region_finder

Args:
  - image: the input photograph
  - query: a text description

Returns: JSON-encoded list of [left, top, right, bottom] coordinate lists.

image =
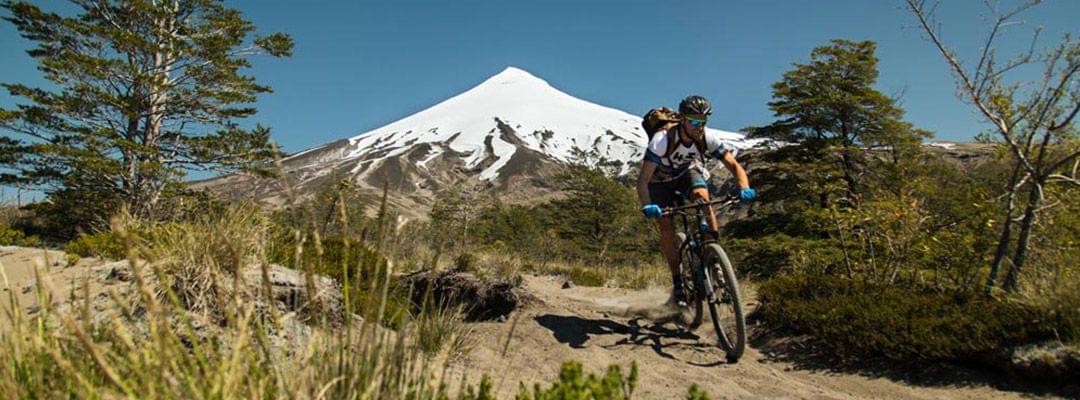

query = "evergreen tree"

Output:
[[545, 147, 647, 264], [0, 0, 292, 233], [751, 39, 929, 208]]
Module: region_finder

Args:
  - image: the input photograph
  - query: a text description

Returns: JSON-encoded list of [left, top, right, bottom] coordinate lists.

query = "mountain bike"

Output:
[[663, 196, 746, 363]]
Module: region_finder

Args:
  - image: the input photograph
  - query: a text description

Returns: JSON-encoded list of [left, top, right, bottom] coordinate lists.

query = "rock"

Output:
[[400, 269, 532, 321], [105, 262, 134, 281], [239, 264, 345, 327]]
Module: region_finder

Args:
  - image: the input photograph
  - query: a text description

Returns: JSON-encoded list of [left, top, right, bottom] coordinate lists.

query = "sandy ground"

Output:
[[1, 246, 1073, 399], [0, 246, 122, 332]]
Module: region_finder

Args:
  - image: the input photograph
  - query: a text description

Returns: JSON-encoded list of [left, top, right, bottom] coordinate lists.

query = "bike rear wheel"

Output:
[[703, 243, 746, 363]]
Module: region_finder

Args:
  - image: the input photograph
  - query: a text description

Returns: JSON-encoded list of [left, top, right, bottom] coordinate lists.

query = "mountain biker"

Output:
[[636, 95, 755, 312]]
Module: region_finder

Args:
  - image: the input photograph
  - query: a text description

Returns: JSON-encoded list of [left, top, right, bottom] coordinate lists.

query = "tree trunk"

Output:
[[985, 164, 1022, 293], [839, 148, 860, 207], [1003, 184, 1041, 292]]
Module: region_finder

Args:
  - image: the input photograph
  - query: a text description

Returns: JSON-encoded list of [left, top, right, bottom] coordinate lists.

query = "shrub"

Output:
[[757, 274, 1061, 362], [63, 231, 124, 260], [515, 361, 638, 400], [455, 252, 478, 273], [0, 223, 39, 247]]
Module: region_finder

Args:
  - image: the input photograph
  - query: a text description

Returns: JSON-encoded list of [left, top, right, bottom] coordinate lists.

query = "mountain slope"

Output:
[[194, 67, 752, 215]]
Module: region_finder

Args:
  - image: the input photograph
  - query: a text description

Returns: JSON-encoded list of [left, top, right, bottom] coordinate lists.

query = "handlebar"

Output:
[[661, 197, 739, 216]]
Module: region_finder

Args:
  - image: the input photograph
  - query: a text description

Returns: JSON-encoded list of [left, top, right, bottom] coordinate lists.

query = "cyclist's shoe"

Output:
[[664, 290, 695, 328], [665, 289, 689, 308]]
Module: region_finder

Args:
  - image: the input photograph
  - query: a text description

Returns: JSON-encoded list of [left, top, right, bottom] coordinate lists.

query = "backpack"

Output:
[[641, 107, 706, 163], [641, 107, 680, 139]]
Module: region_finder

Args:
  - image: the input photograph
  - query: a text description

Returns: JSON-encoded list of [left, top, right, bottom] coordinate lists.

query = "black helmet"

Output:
[[679, 95, 712, 116]]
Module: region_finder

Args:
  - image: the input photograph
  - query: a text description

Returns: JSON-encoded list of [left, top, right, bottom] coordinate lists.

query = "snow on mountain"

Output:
[[288, 66, 749, 180], [198, 67, 754, 215]]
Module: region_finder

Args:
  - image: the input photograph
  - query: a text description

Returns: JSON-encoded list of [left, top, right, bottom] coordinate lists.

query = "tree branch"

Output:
[[906, 0, 1038, 176]]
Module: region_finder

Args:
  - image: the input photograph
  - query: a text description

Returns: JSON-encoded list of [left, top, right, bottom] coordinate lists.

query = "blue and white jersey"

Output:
[[644, 130, 737, 183]]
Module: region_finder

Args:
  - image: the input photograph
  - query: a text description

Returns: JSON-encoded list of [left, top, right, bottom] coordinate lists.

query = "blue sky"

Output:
[[2, 0, 1079, 193]]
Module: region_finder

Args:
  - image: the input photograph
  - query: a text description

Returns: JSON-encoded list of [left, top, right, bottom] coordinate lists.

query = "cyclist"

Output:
[[636, 95, 755, 314]]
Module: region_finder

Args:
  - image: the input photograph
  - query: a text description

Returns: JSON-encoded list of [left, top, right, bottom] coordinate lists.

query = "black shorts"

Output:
[[647, 170, 709, 208]]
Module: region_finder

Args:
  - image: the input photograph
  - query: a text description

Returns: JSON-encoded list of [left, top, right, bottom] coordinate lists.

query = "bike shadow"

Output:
[[534, 314, 712, 361]]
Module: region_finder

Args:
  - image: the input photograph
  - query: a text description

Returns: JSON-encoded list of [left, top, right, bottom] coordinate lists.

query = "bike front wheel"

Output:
[[675, 232, 704, 329], [703, 243, 746, 363]]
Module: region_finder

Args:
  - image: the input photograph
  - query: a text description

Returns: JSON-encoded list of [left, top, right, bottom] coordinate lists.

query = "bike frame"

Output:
[[663, 197, 737, 299]]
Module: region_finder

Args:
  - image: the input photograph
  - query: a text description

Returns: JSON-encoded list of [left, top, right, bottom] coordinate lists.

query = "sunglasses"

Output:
[[685, 116, 707, 127]]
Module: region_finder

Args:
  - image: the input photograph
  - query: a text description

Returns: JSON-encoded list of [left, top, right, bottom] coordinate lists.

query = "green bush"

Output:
[[0, 223, 39, 247], [510, 361, 712, 399], [757, 274, 1062, 362], [515, 361, 637, 400], [455, 252, 478, 273], [64, 231, 124, 260]]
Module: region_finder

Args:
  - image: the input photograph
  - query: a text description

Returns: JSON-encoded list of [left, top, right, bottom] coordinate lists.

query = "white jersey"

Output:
[[644, 128, 737, 183]]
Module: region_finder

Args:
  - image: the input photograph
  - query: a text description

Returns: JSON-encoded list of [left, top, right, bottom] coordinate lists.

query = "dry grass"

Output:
[[456, 251, 670, 290], [0, 200, 476, 399], [1014, 267, 1080, 346]]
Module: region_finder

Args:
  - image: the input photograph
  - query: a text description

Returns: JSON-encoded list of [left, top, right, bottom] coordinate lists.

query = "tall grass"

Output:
[[0, 192, 475, 398]]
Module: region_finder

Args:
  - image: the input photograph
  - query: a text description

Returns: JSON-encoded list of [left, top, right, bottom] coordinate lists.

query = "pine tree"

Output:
[[0, 0, 292, 233], [751, 39, 929, 208]]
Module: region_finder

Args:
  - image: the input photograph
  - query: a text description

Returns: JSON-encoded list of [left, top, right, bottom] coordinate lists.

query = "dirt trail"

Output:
[[447, 275, 1068, 399]]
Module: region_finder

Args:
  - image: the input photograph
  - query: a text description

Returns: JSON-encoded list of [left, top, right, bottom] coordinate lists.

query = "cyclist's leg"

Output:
[[648, 179, 683, 293], [658, 216, 679, 278], [686, 171, 720, 232]]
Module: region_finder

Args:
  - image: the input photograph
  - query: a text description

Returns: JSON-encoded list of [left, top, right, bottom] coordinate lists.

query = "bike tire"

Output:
[[675, 233, 704, 329], [703, 243, 746, 363]]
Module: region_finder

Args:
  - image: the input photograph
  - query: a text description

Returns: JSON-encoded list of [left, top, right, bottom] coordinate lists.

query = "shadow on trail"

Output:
[[750, 327, 1079, 399], [534, 314, 715, 362]]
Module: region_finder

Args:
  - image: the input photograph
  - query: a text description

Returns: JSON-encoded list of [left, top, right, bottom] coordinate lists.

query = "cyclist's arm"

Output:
[[637, 160, 658, 206], [719, 150, 750, 190]]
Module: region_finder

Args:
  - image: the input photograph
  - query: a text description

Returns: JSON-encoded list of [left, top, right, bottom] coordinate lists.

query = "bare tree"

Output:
[[906, 0, 1080, 292]]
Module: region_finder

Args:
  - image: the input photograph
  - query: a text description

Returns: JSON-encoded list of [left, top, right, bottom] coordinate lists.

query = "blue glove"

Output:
[[642, 204, 662, 219], [739, 188, 756, 202]]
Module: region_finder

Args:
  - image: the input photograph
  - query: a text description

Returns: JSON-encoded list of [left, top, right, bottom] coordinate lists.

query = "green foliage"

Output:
[[686, 384, 711, 400], [453, 377, 496, 400], [429, 185, 484, 255], [446, 147, 658, 271], [0, 222, 38, 247], [749, 39, 930, 208], [731, 37, 1079, 366], [0, 0, 292, 231], [16, 188, 124, 240], [454, 252, 478, 273], [544, 148, 644, 261], [63, 231, 124, 260], [757, 274, 1065, 362], [515, 361, 638, 400]]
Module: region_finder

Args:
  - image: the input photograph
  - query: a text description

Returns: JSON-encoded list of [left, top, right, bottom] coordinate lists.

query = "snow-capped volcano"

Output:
[[197, 67, 751, 213], [338, 67, 647, 180]]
